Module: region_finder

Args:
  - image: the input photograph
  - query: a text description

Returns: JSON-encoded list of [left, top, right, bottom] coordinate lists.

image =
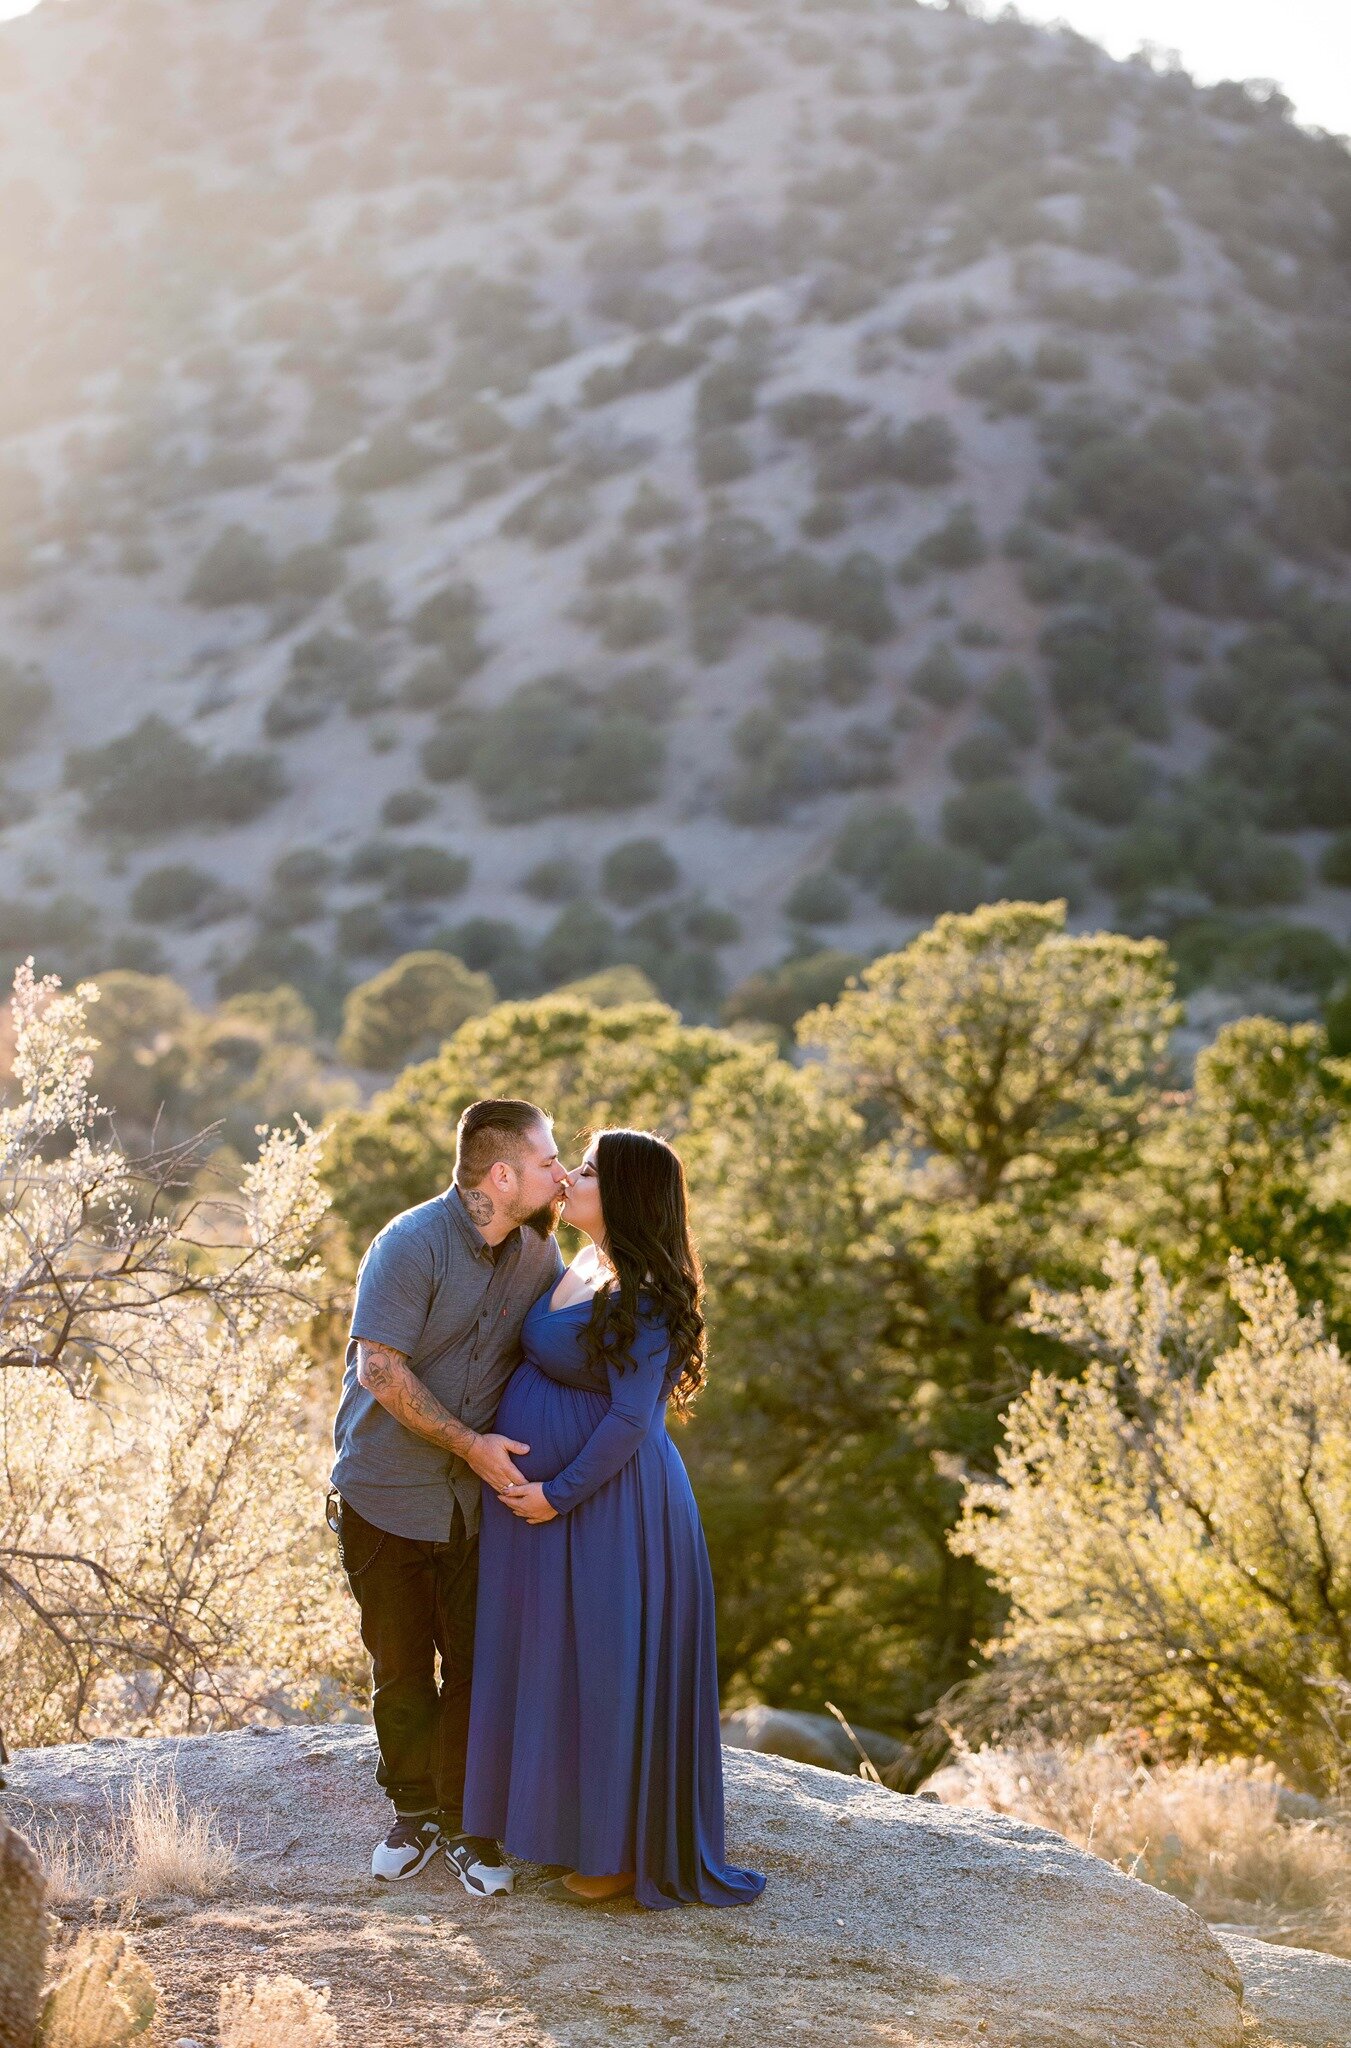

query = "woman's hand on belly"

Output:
[[499, 1480, 558, 1524]]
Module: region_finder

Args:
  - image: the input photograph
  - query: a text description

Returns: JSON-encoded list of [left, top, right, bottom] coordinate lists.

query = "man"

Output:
[[331, 1098, 567, 1895]]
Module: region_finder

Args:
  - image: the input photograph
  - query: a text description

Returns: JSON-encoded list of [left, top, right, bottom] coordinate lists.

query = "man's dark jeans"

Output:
[[335, 1495, 479, 1828]]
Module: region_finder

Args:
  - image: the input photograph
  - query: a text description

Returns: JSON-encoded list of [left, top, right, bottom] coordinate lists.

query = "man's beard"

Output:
[[521, 1193, 564, 1238]]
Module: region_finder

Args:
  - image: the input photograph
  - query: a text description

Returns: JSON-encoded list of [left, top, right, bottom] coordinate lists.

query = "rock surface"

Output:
[[3, 1726, 1249, 2048], [1217, 1933, 1351, 2048], [720, 1703, 907, 1777], [0, 1822, 46, 2048]]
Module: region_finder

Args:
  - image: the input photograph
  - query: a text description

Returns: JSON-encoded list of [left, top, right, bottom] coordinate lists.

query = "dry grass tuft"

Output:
[[106, 1770, 236, 1902], [25, 1819, 100, 1906], [35, 1929, 158, 2048], [219, 1974, 341, 2048], [927, 1739, 1351, 1956], [18, 1770, 234, 1910]]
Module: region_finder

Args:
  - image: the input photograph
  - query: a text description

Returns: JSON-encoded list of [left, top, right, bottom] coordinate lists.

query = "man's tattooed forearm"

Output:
[[356, 1340, 475, 1455], [389, 1374, 474, 1453], [457, 1183, 495, 1227], [356, 1341, 406, 1393]]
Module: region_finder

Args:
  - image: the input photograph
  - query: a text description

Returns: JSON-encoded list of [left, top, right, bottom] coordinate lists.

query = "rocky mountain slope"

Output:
[[0, 0, 1349, 1022]]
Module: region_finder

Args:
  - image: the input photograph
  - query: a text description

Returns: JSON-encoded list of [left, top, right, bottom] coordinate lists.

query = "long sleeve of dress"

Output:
[[541, 1316, 672, 1514]]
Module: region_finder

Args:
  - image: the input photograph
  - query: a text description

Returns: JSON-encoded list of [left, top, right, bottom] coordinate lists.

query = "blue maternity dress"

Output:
[[462, 1288, 765, 1910]]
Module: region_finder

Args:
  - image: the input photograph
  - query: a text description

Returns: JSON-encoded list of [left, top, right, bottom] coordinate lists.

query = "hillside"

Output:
[[0, 0, 1349, 1024]]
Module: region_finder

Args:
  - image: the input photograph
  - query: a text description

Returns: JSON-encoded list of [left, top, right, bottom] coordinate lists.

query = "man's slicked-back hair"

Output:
[[454, 1098, 551, 1188]]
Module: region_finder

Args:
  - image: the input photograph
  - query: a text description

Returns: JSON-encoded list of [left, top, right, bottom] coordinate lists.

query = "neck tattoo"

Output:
[[459, 1184, 495, 1228]]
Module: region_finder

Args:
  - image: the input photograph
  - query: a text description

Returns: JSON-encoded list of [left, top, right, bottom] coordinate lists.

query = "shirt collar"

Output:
[[444, 1184, 520, 1265]]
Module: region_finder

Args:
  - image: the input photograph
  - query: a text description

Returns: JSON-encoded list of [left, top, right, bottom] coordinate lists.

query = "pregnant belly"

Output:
[[493, 1360, 607, 1486]]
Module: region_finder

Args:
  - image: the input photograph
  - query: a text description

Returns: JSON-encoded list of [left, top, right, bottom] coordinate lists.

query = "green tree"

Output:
[[788, 902, 1180, 1698], [78, 972, 351, 1156], [552, 966, 660, 1008], [721, 949, 863, 1046], [681, 1051, 937, 1722], [600, 837, 679, 907], [942, 778, 1043, 860], [196, 988, 356, 1155], [185, 524, 276, 607], [84, 971, 199, 1141], [337, 951, 495, 1071], [323, 994, 746, 1243], [1131, 1018, 1351, 1336], [65, 718, 285, 836], [0, 660, 52, 757], [802, 901, 1176, 1213]]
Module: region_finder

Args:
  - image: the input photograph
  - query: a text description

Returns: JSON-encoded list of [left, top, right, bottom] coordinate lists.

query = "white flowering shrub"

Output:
[[0, 964, 355, 1748]]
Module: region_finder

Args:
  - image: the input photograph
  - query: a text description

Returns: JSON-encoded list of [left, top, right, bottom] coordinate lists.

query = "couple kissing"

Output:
[[329, 1097, 765, 1912]]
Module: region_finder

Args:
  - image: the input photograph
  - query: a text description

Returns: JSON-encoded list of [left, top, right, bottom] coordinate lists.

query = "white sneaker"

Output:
[[371, 1813, 443, 1880], [443, 1833, 514, 1897]]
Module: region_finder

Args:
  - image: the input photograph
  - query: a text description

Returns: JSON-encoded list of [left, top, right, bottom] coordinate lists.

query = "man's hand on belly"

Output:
[[464, 1432, 531, 1494]]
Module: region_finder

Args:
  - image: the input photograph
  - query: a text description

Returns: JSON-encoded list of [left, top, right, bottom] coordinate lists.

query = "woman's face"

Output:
[[560, 1140, 605, 1242]]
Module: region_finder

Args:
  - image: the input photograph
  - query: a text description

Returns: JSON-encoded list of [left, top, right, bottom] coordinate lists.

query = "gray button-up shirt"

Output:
[[331, 1186, 564, 1541]]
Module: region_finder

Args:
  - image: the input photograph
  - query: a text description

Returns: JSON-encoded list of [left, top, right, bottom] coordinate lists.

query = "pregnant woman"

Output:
[[462, 1127, 764, 1911]]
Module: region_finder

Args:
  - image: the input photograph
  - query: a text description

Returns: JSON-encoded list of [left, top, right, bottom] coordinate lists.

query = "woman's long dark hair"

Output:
[[580, 1128, 706, 1415]]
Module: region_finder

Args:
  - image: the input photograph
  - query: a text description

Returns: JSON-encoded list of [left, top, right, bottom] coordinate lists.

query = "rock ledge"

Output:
[[3, 1727, 1255, 2047]]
